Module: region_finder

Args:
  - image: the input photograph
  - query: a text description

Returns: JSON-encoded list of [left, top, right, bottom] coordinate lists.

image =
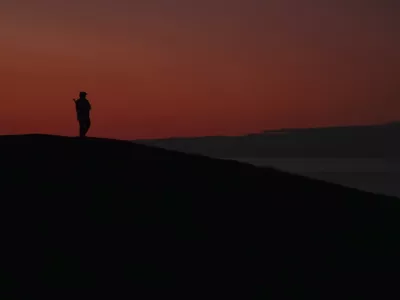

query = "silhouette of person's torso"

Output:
[[75, 98, 91, 119]]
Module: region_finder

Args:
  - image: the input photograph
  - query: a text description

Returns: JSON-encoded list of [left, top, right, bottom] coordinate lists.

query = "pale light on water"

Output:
[[229, 158, 400, 173], [226, 158, 400, 198]]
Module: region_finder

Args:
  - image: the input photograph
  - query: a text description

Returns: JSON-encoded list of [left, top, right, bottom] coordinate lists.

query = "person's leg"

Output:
[[85, 118, 91, 136], [79, 119, 85, 137]]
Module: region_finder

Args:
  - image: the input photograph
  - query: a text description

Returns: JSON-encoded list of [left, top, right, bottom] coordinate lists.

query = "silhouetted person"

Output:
[[73, 92, 92, 138]]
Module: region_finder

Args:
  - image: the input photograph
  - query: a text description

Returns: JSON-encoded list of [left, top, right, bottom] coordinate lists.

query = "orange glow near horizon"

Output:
[[1, 0, 399, 140]]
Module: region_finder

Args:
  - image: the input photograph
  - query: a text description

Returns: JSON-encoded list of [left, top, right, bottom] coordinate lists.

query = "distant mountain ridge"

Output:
[[135, 122, 400, 158]]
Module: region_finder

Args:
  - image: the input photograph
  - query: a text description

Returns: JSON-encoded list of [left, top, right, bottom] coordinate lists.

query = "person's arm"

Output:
[[73, 99, 79, 112]]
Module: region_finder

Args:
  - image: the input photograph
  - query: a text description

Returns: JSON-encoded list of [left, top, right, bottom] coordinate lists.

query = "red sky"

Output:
[[1, 0, 399, 139]]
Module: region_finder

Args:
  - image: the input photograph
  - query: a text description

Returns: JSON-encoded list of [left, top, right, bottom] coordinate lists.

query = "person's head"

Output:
[[79, 91, 87, 99]]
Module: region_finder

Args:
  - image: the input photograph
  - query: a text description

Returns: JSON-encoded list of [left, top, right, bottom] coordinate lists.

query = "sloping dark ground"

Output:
[[1, 134, 400, 299]]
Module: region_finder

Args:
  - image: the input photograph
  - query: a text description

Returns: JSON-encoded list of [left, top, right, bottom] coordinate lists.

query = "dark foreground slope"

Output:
[[1, 135, 400, 298]]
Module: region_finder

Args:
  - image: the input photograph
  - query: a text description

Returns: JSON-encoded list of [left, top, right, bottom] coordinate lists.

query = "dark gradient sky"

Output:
[[1, 0, 399, 139]]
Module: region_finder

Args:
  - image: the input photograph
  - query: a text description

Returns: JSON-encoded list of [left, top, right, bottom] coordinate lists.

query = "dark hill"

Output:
[[136, 122, 400, 158], [1, 134, 399, 298]]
